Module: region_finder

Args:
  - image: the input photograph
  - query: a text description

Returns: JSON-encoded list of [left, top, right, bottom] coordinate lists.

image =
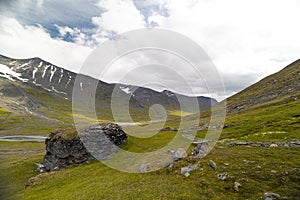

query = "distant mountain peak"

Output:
[[0, 54, 217, 112]]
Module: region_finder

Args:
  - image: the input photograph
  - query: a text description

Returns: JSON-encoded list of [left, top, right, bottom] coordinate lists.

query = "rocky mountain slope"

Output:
[[225, 59, 300, 113], [0, 54, 217, 132]]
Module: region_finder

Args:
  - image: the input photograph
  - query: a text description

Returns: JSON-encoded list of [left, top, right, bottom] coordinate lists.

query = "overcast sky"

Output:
[[0, 0, 300, 100]]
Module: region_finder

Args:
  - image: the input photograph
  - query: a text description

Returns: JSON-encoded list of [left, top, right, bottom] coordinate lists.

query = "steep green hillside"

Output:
[[226, 59, 300, 113]]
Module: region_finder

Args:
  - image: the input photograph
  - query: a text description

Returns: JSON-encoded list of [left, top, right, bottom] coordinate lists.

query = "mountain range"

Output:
[[0, 54, 217, 135]]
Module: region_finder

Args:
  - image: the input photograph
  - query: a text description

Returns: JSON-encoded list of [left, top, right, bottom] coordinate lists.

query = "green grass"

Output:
[[1, 145, 297, 200], [1, 59, 300, 199], [0, 141, 44, 200]]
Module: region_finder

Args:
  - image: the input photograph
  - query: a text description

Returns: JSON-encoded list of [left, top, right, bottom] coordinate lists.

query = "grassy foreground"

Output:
[[1, 142, 299, 199], [1, 97, 300, 199]]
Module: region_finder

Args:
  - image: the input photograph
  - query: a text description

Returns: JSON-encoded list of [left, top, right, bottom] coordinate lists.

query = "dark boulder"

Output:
[[42, 122, 127, 171]]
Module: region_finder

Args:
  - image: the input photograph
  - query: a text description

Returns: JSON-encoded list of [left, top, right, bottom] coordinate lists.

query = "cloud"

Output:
[[0, 15, 92, 72], [148, 0, 300, 76], [92, 0, 146, 33], [132, 0, 169, 27], [0, 0, 300, 101]]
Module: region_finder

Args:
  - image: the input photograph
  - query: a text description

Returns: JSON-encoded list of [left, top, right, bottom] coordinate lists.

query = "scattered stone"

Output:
[[159, 127, 178, 132], [209, 160, 217, 170], [180, 164, 198, 177], [256, 165, 262, 169], [217, 173, 228, 180], [227, 140, 300, 148], [270, 170, 277, 174], [233, 181, 242, 191], [243, 159, 248, 164], [222, 125, 234, 129], [191, 140, 215, 157], [35, 163, 45, 173], [264, 192, 280, 200], [202, 122, 209, 128], [139, 164, 147, 173], [173, 148, 187, 161], [224, 163, 229, 166], [167, 149, 175, 154]]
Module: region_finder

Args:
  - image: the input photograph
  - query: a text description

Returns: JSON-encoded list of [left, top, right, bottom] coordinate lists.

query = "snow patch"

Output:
[[17, 62, 29, 69], [0, 64, 28, 82], [65, 73, 72, 88], [32, 67, 38, 79], [51, 86, 67, 95], [42, 65, 50, 78], [49, 65, 57, 82], [58, 69, 64, 83], [120, 86, 132, 95], [37, 61, 43, 68]]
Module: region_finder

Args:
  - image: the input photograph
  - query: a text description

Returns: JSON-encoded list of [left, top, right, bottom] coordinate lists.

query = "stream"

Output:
[[0, 120, 164, 142], [0, 135, 47, 142]]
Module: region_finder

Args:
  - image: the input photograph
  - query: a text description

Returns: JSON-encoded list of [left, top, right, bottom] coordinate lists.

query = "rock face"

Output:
[[42, 123, 127, 171]]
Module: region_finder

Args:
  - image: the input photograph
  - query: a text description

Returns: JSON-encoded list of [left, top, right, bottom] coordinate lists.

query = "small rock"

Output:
[[243, 159, 248, 164], [159, 127, 178, 132], [233, 181, 242, 191], [35, 163, 45, 173], [173, 148, 187, 161], [224, 163, 229, 166], [209, 160, 217, 170], [264, 192, 280, 200], [257, 165, 262, 169], [270, 144, 278, 148], [180, 164, 198, 177], [167, 149, 175, 154], [217, 173, 228, 180], [270, 170, 277, 174], [180, 167, 191, 177], [139, 164, 147, 173]]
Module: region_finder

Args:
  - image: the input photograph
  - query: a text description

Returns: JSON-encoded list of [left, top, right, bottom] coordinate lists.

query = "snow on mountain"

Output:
[[0, 64, 28, 82]]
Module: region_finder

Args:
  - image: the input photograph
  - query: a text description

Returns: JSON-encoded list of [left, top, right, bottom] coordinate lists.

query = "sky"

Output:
[[0, 0, 300, 101]]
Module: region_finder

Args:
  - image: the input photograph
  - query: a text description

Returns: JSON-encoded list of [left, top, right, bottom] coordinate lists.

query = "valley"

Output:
[[0, 55, 299, 199]]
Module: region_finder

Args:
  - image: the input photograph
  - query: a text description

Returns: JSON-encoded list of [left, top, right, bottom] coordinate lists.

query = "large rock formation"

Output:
[[42, 123, 127, 171]]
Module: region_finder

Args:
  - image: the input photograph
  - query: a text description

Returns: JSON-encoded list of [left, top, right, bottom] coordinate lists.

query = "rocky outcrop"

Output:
[[227, 140, 300, 148], [41, 123, 127, 171]]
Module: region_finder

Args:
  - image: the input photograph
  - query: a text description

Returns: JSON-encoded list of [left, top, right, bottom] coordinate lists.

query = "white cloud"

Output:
[[0, 0, 300, 100], [148, 0, 300, 81], [0, 15, 92, 72], [92, 0, 146, 33]]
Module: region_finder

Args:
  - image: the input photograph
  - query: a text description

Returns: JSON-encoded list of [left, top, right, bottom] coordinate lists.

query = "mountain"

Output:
[[225, 59, 300, 113], [0, 54, 217, 134]]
